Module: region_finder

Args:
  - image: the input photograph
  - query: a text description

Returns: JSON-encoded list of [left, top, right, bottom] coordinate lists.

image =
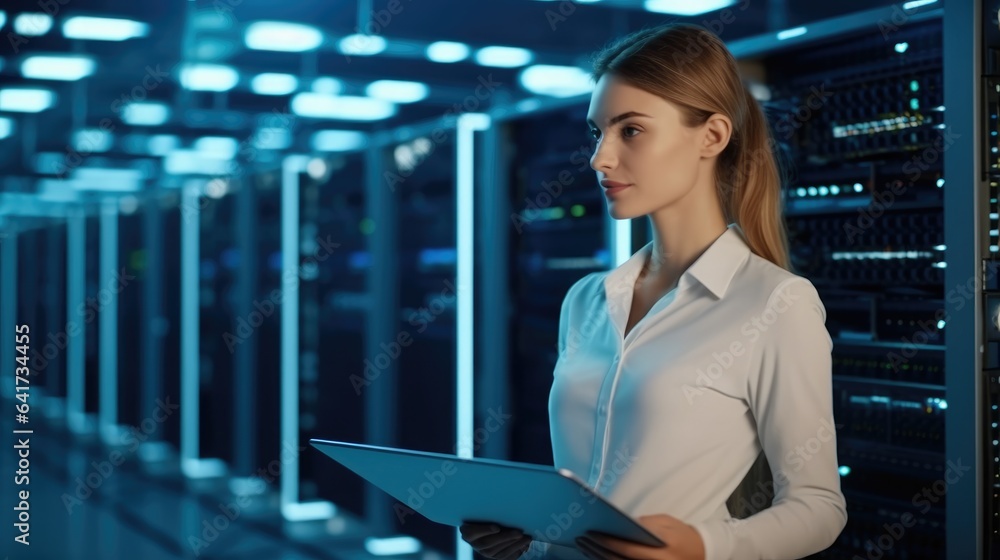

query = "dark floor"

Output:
[[0, 394, 451, 560]]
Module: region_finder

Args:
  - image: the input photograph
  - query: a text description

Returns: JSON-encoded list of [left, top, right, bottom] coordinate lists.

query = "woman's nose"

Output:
[[590, 143, 615, 171]]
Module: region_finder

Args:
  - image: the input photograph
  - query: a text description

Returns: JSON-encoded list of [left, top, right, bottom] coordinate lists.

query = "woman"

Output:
[[462, 22, 847, 560]]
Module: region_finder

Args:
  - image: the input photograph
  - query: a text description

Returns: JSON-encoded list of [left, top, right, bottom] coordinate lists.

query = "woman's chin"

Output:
[[607, 203, 641, 221]]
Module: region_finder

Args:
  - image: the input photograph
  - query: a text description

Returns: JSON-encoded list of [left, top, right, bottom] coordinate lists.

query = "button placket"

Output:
[[590, 345, 625, 489]]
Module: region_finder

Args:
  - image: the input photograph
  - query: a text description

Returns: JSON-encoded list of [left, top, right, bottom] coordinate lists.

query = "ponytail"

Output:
[[722, 83, 792, 273]]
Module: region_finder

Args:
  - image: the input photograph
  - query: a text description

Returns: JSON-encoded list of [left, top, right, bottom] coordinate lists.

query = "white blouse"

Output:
[[525, 224, 847, 560]]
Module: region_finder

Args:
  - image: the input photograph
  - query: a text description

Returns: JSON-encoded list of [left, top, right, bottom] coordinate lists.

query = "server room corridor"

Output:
[[1, 408, 399, 560]]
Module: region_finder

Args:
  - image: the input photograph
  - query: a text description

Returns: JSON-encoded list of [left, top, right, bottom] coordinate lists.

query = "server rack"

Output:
[[160, 201, 183, 453], [298, 153, 370, 517], [757, 17, 947, 558], [504, 105, 609, 467], [83, 214, 101, 430], [41, 220, 68, 417], [248, 171, 284, 487], [390, 131, 460, 554], [199, 190, 237, 466], [117, 207, 144, 431]]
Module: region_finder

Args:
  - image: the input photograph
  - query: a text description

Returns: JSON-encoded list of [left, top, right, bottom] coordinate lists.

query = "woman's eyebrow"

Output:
[[586, 111, 653, 128]]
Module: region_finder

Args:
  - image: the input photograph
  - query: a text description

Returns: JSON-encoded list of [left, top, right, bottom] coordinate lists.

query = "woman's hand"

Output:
[[460, 521, 532, 560], [574, 514, 705, 560]]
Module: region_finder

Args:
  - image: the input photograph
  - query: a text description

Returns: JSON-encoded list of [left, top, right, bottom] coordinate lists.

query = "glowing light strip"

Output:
[[614, 218, 631, 267], [830, 250, 935, 260], [456, 113, 490, 560], [180, 182, 200, 469], [67, 207, 86, 432], [281, 155, 302, 514], [279, 155, 336, 520], [99, 198, 119, 443], [832, 115, 924, 138]]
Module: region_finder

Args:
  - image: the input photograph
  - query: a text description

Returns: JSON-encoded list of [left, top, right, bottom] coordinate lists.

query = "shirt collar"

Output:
[[604, 223, 751, 302]]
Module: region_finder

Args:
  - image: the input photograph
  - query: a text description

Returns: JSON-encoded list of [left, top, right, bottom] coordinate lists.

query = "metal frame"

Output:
[[180, 179, 227, 478], [232, 172, 261, 488], [943, 0, 982, 556], [280, 154, 336, 521], [139, 192, 172, 462], [454, 112, 491, 560], [362, 139, 398, 537], [99, 196, 123, 444], [66, 205, 89, 434], [476, 119, 510, 463]]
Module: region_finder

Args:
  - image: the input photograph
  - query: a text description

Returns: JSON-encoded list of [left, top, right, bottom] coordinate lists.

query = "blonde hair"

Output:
[[589, 22, 795, 518]]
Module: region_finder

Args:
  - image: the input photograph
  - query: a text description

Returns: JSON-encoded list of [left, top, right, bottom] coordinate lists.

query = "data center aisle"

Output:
[[0, 402, 444, 560]]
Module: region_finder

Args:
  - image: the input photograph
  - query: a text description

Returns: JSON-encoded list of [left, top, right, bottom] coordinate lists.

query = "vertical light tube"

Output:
[[67, 206, 86, 433], [278, 156, 336, 521], [615, 219, 631, 267], [280, 155, 300, 516], [180, 182, 200, 471], [456, 116, 475, 462], [455, 113, 490, 560], [99, 197, 118, 443]]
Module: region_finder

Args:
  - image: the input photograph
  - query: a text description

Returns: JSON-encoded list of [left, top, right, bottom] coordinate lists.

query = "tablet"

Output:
[[309, 439, 666, 549]]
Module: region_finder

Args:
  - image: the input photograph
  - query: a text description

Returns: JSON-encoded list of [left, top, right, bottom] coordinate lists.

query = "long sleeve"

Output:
[[689, 278, 848, 560]]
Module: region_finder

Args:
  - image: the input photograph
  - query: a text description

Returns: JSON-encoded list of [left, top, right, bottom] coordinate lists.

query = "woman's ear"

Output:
[[700, 113, 733, 159]]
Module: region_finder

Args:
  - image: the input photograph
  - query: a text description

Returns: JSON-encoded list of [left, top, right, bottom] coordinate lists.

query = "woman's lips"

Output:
[[601, 180, 632, 196]]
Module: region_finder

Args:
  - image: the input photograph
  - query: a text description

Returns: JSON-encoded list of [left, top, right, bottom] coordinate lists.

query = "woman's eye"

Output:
[[622, 126, 640, 138]]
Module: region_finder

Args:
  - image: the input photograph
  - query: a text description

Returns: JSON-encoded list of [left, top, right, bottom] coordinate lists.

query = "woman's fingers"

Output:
[[578, 537, 630, 560], [478, 530, 526, 557], [461, 522, 500, 543], [491, 535, 532, 560], [576, 539, 606, 560]]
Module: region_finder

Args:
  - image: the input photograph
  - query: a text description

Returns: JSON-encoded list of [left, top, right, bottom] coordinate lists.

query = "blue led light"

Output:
[[426, 41, 470, 63]]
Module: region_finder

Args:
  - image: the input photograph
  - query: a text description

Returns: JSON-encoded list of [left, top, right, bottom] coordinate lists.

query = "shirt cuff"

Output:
[[689, 519, 735, 560]]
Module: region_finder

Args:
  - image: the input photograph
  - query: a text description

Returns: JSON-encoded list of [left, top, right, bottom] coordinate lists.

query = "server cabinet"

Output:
[[117, 207, 144, 430], [198, 191, 237, 463], [298, 154, 370, 517], [505, 106, 608, 466], [389, 132, 460, 554], [759, 17, 946, 558]]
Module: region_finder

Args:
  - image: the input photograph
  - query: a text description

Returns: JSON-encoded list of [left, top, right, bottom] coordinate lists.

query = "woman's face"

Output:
[[586, 73, 709, 220]]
